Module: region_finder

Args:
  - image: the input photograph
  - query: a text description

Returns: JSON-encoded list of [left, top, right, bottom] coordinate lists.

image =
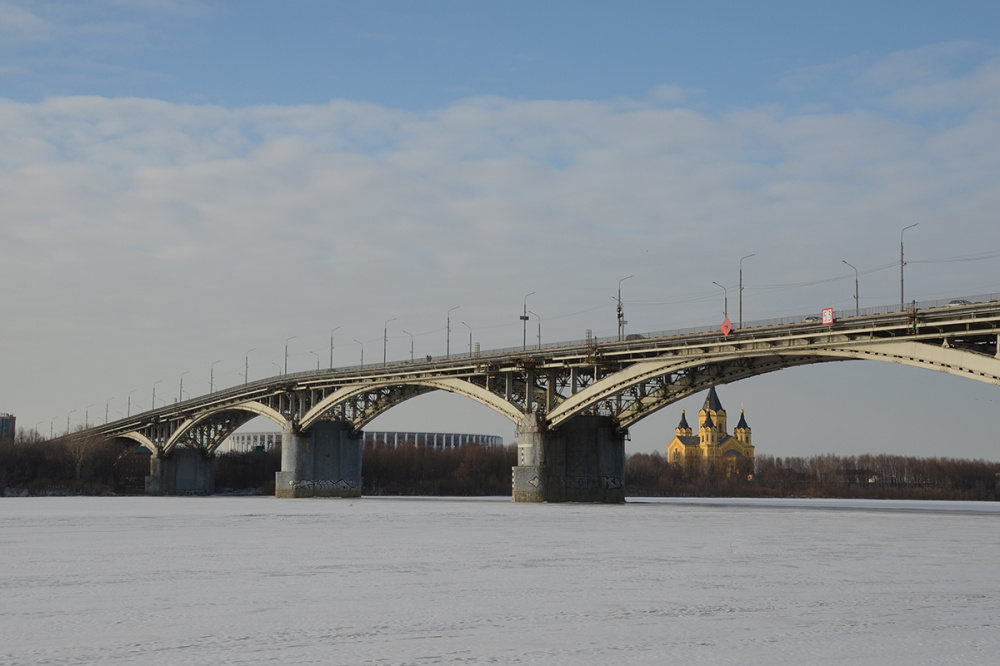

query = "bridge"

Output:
[[88, 295, 1000, 501]]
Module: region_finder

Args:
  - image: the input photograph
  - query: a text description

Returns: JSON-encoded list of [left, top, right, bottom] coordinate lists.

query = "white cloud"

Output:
[[4, 42, 1000, 456]]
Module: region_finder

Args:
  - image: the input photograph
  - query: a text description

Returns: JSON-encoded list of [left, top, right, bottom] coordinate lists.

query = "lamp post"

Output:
[[383, 317, 397, 366], [329, 326, 341, 369], [84, 404, 94, 428], [843, 260, 859, 316], [151, 380, 161, 410], [244, 348, 256, 385], [522, 291, 536, 351], [461, 321, 472, 355], [447, 306, 460, 359], [105, 397, 114, 425], [900, 223, 918, 311], [354, 339, 364, 368], [127, 389, 137, 417], [309, 351, 320, 370], [529, 310, 541, 349], [617, 275, 633, 341], [50, 417, 57, 439], [210, 360, 221, 393], [402, 329, 414, 362], [179, 371, 189, 403], [284, 336, 297, 375], [271, 362, 281, 377], [66, 409, 76, 436], [712, 281, 728, 319], [739, 254, 755, 328]]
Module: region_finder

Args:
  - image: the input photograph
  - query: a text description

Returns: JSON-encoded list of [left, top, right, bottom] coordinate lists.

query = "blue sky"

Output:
[[6, 1, 1000, 110], [3, 1, 1000, 459]]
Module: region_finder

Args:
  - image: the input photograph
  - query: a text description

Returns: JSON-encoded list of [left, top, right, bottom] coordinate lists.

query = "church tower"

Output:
[[675, 409, 692, 437], [734, 409, 752, 447], [698, 386, 727, 433]]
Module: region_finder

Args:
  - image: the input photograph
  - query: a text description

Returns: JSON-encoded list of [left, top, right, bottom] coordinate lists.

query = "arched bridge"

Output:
[[91, 296, 1000, 501]]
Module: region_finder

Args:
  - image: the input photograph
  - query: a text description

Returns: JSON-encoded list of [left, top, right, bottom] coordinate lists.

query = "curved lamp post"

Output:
[[522, 292, 536, 350], [712, 281, 728, 319], [739, 254, 755, 328], [329, 326, 341, 369], [900, 223, 918, 311], [383, 317, 397, 366], [843, 260, 859, 316], [617, 275, 633, 341], [447, 306, 460, 359]]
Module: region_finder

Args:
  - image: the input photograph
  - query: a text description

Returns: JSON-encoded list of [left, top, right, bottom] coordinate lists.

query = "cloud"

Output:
[[3, 42, 1000, 449]]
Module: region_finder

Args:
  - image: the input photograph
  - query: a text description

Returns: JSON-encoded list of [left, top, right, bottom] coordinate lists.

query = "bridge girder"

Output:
[[89, 302, 1000, 447]]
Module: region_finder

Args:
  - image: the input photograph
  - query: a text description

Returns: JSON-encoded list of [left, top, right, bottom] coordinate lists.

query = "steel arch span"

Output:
[[90, 299, 1000, 451]]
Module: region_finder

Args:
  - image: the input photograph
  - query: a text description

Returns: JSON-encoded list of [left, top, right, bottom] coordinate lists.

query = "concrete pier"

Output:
[[145, 448, 215, 495], [512, 414, 625, 503], [275, 420, 362, 498]]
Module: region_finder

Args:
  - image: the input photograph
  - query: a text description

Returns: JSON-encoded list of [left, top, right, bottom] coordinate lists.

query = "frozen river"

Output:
[[1, 496, 997, 665]]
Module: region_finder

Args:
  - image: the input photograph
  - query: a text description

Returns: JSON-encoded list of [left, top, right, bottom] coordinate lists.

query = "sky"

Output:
[[3, 0, 1000, 460]]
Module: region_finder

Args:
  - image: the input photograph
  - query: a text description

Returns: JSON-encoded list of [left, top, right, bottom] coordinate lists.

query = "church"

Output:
[[666, 387, 755, 470]]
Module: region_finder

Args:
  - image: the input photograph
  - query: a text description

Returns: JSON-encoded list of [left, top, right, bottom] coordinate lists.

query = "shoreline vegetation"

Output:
[[1, 432, 998, 500]]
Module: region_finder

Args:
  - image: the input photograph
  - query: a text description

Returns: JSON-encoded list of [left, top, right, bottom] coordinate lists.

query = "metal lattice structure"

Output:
[[91, 299, 1000, 457]]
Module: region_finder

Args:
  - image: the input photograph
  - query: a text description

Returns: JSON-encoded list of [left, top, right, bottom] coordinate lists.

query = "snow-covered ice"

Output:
[[1, 496, 997, 665]]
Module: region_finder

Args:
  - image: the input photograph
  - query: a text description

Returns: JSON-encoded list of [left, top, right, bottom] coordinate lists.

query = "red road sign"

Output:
[[721, 317, 732, 337]]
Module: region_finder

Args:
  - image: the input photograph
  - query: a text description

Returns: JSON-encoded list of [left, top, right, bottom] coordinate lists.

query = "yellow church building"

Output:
[[667, 387, 754, 470]]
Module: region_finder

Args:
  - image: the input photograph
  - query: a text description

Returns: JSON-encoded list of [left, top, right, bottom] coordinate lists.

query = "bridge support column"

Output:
[[145, 448, 215, 495], [275, 421, 362, 498], [512, 414, 625, 503]]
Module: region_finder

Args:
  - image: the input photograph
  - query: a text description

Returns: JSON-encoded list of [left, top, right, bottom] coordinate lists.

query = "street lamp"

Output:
[[309, 351, 320, 370], [354, 339, 364, 368], [529, 311, 542, 349], [271, 362, 282, 377], [151, 380, 161, 410], [402, 330, 414, 362], [105, 397, 114, 424], [284, 336, 297, 375], [461, 321, 472, 355], [329, 326, 341, 369], [900, 223, 918, 311], [617, 275, 633, 341], [522, 291, 536, 351], [66, 409, 76, 436], [244, 348, 256, 385], [383, 317, 397, 366], [127, 389, 137, 417], [739, 254, 755, 328], [447, 306, 460, 359], [210, 360, 222, 393], [179, 371, 189, 403], [712, 281, 728, 319], [843, 260, 859, 316], [84, 404, 94, 429]]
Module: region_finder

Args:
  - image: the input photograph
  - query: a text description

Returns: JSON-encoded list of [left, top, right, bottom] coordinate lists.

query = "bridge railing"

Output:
[[100, 292, 1000, 429]]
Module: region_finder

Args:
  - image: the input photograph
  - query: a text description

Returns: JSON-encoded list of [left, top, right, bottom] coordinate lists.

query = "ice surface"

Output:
[[1, 496, 997, 665]]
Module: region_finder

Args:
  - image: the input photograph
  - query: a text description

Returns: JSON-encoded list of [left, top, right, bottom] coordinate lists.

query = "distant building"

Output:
[[218, 430, 504, 454], [666, 388, 754, 470], [0, 413, 15, 441], [218, 432, 281, 454], [363, 431, 504, 450]]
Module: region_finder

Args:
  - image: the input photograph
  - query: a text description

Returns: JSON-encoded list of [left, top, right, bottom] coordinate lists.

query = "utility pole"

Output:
[[739, 254, 754, 328], [617, 275, 633, 341], [901, 223, 918, 311]]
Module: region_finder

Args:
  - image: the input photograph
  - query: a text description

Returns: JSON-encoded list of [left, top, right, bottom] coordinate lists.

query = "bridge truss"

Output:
[[93, 301, 1000, 457]]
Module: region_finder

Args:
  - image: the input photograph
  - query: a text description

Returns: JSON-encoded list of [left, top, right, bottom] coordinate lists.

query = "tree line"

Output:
[[627, 452, 1000, 501], [2, 428, 998, 500]]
